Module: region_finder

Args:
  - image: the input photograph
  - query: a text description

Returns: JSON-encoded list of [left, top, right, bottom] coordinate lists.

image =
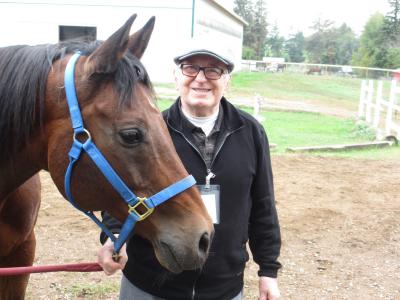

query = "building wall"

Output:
[[195, 0, 244, 73], [0, 0, 244, 82]]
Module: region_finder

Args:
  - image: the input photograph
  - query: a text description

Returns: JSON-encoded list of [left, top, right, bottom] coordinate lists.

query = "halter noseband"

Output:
[[63, 52, 196, 254]]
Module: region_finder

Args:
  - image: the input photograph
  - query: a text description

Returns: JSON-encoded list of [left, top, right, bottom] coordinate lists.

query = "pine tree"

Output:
[[265, 24, 285, 58], [234, 0, 268, 59], [234, 0, 255, 48], [252, 0, 268, 59], [285, 32, 306, 62], [383, 0, 400, 45]]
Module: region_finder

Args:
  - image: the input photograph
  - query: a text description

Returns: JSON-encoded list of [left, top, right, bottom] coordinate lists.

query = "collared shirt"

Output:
[[179, 104, 224, 169]]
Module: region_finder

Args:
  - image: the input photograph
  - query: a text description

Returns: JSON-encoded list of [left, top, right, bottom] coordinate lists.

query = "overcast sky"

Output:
[[265, 0, 391, 37]]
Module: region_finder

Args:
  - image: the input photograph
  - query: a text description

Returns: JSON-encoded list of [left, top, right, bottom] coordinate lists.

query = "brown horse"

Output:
[[0, 14, 213, 299], [306, 66, 322, 75]]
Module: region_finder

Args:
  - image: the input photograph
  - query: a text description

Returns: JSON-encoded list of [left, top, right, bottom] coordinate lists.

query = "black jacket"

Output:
[[101, 98, 281, 300]]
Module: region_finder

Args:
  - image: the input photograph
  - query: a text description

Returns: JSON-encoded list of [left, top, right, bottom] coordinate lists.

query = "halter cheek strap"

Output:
[[63, 52, 196, 253]]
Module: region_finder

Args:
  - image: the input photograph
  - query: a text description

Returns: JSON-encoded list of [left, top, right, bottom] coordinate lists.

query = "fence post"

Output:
[[365, 80, 374, 123], [373, 81, 383, 128], [385, 80, 398, 136], [358, 80, 367, 118], [253, 94, 264, 122]]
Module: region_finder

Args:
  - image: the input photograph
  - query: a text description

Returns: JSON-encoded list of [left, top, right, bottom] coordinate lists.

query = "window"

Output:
[[59, 26, 97, 42]]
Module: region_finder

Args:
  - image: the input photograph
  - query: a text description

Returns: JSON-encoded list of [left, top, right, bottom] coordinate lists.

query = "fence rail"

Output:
[[241, 61, 399, 80], [358, 79, 400, 139]]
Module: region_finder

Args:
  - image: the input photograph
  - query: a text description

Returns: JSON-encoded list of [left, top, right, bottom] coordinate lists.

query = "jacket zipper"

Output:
[[168, 120, 244, 299], [191, 276, 199, 300]]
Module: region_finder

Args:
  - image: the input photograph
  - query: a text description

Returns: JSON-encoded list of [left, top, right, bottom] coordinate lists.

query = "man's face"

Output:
[[174, 54, 230, 117]]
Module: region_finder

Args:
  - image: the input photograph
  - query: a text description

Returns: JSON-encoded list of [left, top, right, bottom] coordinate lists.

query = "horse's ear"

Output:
[[127, 16, 155, 59], [84, 14, 137, 75]]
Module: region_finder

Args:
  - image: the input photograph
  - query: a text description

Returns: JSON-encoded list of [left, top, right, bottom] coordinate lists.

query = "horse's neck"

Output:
[[0, 146, 45, 199]]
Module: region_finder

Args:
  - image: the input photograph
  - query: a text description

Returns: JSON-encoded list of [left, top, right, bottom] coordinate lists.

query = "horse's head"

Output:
[[44, 15, 213, 273]]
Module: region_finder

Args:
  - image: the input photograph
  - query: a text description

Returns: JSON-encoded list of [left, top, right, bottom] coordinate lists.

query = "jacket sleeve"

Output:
[[99, 211, 122, 244], [248, 124, 282, 278]]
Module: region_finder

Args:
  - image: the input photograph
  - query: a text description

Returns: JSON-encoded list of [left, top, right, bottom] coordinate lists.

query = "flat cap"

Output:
[[173, 40, 235, 73]]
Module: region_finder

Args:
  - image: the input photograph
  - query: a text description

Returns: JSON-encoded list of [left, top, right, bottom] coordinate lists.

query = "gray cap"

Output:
[[173, 42, 235, 73]]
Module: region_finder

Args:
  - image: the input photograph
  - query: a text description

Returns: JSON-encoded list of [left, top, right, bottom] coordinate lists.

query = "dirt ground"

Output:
[[23, 154, 400, 300]]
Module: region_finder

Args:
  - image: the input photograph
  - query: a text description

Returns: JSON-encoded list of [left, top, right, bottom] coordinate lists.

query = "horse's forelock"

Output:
[[114, 53, 155, 111]]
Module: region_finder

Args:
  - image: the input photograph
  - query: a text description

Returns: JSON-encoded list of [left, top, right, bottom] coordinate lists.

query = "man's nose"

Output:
[[195, 69, 208, 81]]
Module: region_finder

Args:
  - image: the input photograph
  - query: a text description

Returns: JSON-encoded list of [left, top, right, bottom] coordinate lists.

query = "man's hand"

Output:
[[97, 238, 128, 276], [259, 276, 280, 300]]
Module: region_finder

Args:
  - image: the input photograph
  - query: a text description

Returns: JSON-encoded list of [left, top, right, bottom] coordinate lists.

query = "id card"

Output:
[[197, 185, 220, 224]]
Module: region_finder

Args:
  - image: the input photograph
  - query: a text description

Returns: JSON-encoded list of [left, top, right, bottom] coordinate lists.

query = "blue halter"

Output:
[[63, 52, 196, 254]]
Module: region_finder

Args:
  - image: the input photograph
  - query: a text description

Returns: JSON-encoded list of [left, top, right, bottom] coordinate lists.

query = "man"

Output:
[[98, 43, 282, 300]]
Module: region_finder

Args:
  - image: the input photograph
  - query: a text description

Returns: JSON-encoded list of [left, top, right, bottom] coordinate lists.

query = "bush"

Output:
[[242, 46, 257, 60], [352, 119, 377, 140]]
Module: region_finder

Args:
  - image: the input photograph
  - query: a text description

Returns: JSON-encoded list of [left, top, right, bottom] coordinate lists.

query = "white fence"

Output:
[[241, 60, 399, 79], [358, 79, 400, 139]]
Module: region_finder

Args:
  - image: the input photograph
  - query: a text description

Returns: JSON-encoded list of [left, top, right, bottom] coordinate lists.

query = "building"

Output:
[[0, 0, 245, 82]]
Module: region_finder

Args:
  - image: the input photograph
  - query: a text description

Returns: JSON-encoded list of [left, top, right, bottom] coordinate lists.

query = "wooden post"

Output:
[[373, 81, 383, 128], [253, 94, 265, 122], [365, 80, 374, 123], [358, 80, 367, 118], [386, 80, 397, 136]]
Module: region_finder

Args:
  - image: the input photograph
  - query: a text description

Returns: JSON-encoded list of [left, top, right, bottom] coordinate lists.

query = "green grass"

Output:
[[261, 110, 398, 159], [66, 282, 119, 299], [157, 99, 174, 111], [156, 99, 399, 159], [237, 106, 382, 150], [226, 72, 363, 110], [153, 82, 175, 89], [154, 71, 400, 160]]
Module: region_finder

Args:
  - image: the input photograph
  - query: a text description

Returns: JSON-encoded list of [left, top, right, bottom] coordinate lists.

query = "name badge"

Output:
[[197, 185, 220, 224]]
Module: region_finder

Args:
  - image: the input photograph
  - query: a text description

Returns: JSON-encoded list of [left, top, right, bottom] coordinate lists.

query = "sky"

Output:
[[265, 0, 391, 37]]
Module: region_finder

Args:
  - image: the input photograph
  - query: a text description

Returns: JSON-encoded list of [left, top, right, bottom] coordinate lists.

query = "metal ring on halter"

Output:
[[112, 251, 121, 262], [73, 129, 92, 143]]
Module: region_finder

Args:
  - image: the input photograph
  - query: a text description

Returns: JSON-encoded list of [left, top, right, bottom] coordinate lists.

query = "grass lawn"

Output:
[[157, 99, 399, 159], [154, 72, 399, 160], [226, 72, 363, 110], [240, 106, 399, 159]]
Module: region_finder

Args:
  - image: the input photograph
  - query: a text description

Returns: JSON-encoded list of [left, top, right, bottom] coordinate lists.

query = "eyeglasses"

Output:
[[180, 64, 227, 80]]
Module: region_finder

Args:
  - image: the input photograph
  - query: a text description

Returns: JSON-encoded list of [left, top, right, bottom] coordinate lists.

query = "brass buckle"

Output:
[[128, 197, 154, 221]]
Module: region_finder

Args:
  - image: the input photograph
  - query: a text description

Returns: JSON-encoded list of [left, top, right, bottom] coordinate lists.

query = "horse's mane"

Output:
[[0, 40, 154, 162]]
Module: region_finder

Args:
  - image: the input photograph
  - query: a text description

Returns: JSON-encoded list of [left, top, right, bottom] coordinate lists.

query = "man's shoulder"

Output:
[[234, 107, 264, 131], [162, 108, 169, 119], [222, 98, 261, 128], [161, 99, 179, 120]]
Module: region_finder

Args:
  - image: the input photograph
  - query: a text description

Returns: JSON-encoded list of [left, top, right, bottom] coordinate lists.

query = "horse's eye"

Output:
[[119, 128, 143, 146]]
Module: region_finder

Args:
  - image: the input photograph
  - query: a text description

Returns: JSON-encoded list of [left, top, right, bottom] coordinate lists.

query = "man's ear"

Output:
[[223, 74, 231, 91]]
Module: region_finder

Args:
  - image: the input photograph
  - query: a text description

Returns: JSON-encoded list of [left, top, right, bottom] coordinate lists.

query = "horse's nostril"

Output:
[[198, 232, 210, 254]]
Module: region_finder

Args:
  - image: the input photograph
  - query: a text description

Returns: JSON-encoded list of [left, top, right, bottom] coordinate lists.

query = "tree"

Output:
[[284, 32, 305, 62], [334, 24, 358, 65], [353, 1, 400, 69], [305, 19, 357, 65], [234, 0, 268, 59], [352, 13, 389, 68], [305, 18, 334, 63], [242, 46, 257, 60], [265, 24, 285, 57], [383, 0, 400, 45], [252, 0, 268, 59], [233, 0, 255, 48]]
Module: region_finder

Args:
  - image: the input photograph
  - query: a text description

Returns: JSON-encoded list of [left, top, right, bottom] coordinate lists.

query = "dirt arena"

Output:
[[22, 154, 399, 299]]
